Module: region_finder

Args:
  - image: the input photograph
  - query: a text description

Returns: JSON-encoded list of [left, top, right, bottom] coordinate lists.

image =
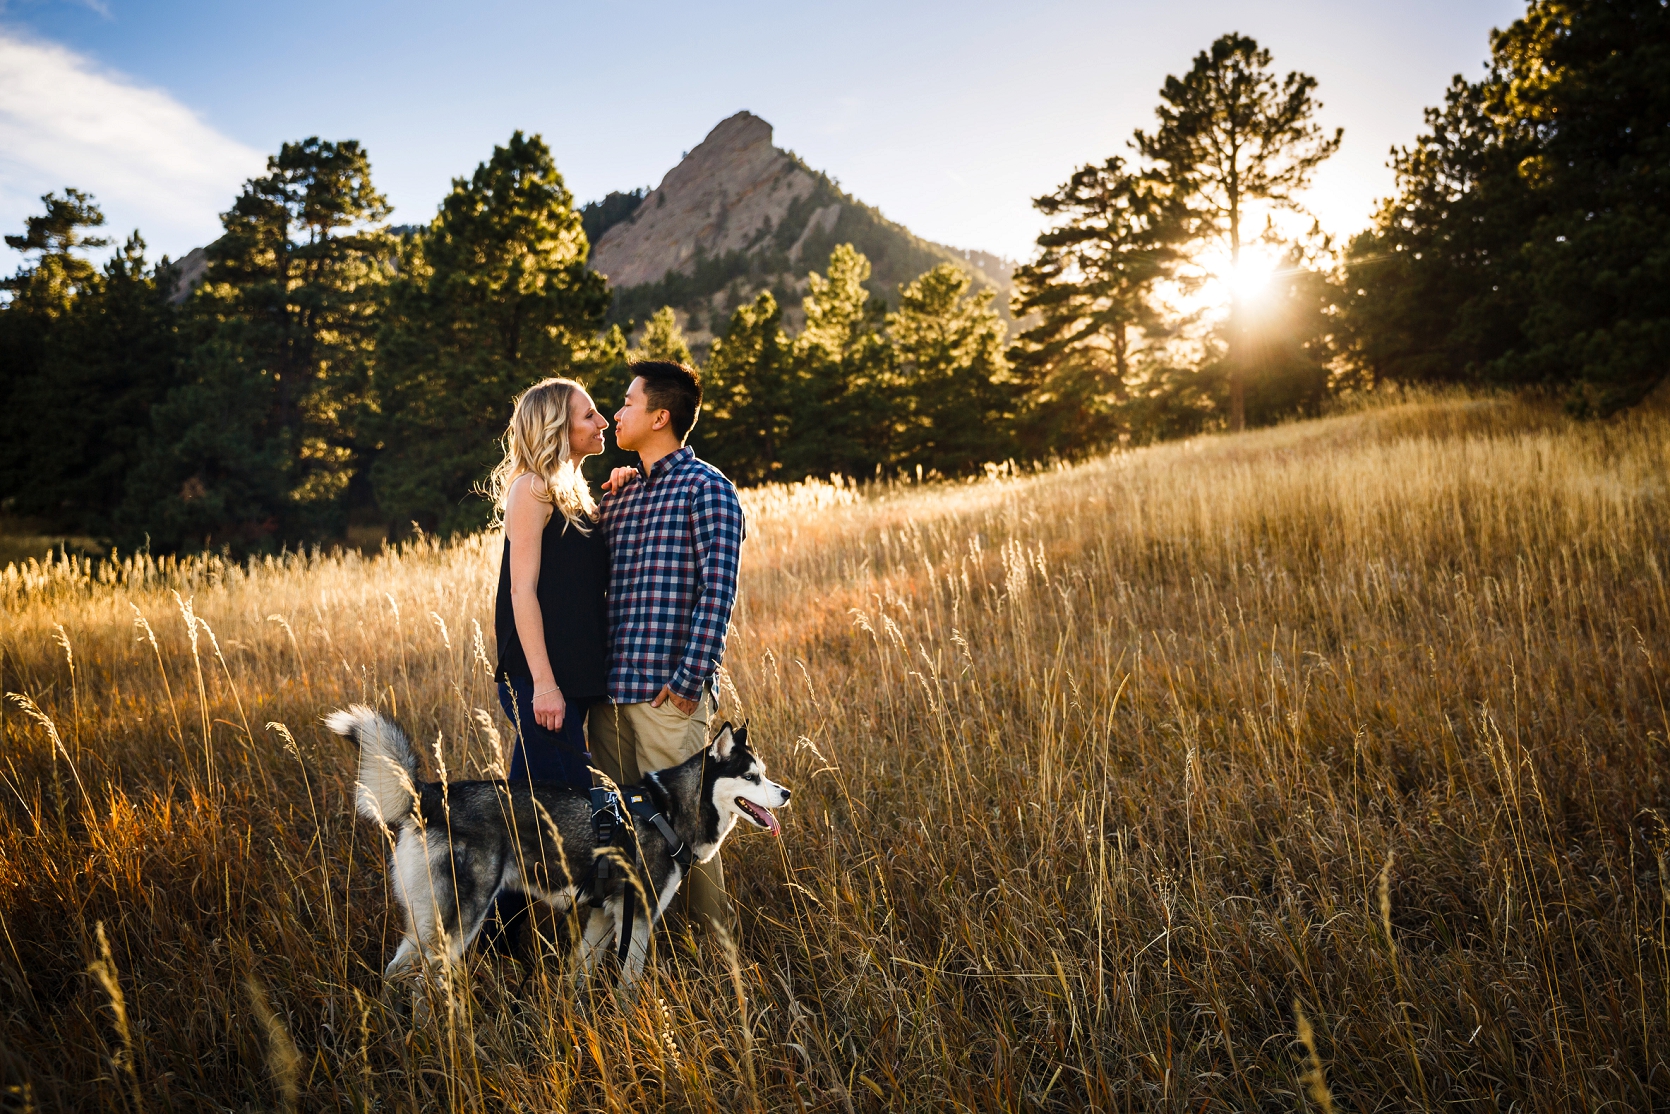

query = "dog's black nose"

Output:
[[781, 788, 791, 801]]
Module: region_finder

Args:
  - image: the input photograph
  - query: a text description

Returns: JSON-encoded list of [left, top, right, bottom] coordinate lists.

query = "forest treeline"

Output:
[[1, 0, 1662, 554]]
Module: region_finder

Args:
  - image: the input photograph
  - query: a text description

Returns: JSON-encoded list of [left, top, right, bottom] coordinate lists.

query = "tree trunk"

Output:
[[1228, 296, 1246, 432], [1228, 202, 1246, 432]]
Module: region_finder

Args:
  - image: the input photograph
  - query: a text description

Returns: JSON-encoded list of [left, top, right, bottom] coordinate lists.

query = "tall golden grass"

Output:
[[1, 392, 1666, 1110]]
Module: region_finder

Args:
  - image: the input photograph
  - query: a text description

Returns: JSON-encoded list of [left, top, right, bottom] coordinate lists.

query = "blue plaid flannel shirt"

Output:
[[600, 446, 746, 704]]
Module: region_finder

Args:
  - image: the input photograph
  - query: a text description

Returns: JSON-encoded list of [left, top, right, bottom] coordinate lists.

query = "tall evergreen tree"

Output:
[[629, 305, 694, 366], [372, 132, 609, 535], [2, 195, 182, 539], [1341, 78, 1538, 389], [2, 189, 107, 310], [24, 235, 181, 536], [1, 190, 109, 519], [122, 139, 393, 550], [704, 247, 1017, 483], [1345, 0, 1670, 413], [888, 264, 1012, 474], [1009, 157, 1184, 455], [699, 291, 792, 485], [1137, 33, 1341, 430], [788, 243, 894, 478]]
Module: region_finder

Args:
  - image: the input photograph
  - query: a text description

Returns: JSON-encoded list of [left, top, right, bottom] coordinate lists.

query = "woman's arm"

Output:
[[505, 474, 565, 731]]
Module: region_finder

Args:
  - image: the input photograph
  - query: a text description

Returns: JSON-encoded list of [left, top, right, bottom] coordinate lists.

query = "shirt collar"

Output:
[[639, 445, 693, 484]]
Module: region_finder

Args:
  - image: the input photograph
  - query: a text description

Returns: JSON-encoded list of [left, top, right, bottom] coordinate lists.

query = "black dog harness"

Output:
[[585, 777, 692, 962]]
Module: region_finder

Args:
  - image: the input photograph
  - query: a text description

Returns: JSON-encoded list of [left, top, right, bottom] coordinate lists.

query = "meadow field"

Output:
[[1, 392, 1666, 1111]]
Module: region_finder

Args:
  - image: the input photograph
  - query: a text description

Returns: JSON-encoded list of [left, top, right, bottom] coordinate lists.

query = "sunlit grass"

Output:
[[1, 391, 1666, 1110]]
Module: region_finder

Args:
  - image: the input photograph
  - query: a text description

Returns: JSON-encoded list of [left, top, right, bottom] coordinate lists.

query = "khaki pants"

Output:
[[587, 694, 737, 935]]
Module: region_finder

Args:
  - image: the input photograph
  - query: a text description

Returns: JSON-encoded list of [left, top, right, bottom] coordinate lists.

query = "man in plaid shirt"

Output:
[[589, 360, 746, 934]]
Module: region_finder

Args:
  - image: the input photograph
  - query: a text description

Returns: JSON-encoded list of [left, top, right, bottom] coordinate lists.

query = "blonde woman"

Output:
[[490, 377, 614, 789]]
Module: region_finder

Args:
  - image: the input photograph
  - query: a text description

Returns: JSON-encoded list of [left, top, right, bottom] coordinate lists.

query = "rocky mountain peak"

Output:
[[590, 111, 818, 289], [590, 111, 1014, 351]]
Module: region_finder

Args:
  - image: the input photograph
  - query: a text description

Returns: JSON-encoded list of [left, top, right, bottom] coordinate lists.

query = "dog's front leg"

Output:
[[575, 905, 615, 980]]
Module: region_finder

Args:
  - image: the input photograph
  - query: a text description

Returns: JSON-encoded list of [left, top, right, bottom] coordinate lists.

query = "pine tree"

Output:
[[888, 264, 1012, 474], [123, 139, 394, 549], [1009, 157, 1184, 455], [1, 189, 107, 311], [372, 132, 609, 535], [1345, 0, 1670, 413], [1341, 76, 1537, 389], [629, 306, 694, 365], [1, 190, 110, 519], [788, 244, 894, 478], [1502, 0, 1670, 412], [699, 291, 791, 484], [2, 196, 182, 539], [28, 234, 181, 536], [1137, 34, 1341, 430]]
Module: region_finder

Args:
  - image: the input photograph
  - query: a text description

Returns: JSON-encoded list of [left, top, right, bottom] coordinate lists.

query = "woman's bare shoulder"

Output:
[[505, 472, 553, 524]]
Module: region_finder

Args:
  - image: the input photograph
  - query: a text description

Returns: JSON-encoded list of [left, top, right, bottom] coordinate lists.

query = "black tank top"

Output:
[[494, 510, 609, 700]]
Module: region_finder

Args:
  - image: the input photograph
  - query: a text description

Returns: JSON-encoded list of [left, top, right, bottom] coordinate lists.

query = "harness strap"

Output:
[[586, 783, 691, 962], [644, 811, 693, 869], [617, 885, 636, 962], [588, 786, 623, 908]]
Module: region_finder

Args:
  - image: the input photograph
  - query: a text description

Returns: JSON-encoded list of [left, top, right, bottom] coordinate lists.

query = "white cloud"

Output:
[[0, 29, 263, 270]]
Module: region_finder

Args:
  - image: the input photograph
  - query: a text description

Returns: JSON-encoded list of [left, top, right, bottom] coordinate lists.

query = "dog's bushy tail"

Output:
[[325, 705, 420, 827]]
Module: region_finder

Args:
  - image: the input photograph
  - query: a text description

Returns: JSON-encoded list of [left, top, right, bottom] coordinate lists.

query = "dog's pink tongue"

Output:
[[763, 808, 781, 837]]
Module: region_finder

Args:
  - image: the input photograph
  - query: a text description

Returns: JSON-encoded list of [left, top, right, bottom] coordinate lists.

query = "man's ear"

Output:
[[650, 408, 670, 431], [710, 723, 737, 761]]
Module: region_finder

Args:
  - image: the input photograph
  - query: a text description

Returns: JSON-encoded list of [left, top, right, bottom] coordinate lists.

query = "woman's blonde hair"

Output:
[[488, 377, 598, 533]]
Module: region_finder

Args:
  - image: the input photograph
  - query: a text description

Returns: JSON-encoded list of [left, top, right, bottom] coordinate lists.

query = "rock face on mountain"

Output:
[[589, 111, 1013, 349], [165, 246, 210, 305], [591, 113, 818, 287]]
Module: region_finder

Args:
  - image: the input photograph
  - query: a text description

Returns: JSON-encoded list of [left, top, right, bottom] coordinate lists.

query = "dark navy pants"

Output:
[[497, 675, 594, 790]]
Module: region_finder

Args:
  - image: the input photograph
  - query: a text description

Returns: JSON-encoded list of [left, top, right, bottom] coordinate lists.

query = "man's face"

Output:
[[613, 377, 665, 453]]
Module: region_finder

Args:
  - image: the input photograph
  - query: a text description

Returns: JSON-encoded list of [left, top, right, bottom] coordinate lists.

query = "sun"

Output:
[[1156, 242, 1283, 320], [1225, 250, 1276, 302]]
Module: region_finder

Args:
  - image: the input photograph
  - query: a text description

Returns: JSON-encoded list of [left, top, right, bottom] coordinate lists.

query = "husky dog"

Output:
[[325, 705, 789, 988]]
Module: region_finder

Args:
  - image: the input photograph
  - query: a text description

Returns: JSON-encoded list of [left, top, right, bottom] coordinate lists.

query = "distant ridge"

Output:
[[588, 111, 1014, 350]]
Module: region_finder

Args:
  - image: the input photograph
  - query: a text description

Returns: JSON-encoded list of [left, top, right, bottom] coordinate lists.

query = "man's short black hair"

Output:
[[631, 360, 702, 441]]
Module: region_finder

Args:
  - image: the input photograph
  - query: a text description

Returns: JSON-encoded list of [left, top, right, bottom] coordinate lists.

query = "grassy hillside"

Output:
[[1, 393, 1666, 1110]]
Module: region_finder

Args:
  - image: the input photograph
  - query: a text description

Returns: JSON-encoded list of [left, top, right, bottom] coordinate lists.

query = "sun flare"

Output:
[[1156, 241, 1285, 321], [1226, 251, 1276, 301]]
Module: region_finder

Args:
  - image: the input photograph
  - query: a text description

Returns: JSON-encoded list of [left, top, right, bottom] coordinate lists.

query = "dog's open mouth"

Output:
[[736, 797, 781, 835]]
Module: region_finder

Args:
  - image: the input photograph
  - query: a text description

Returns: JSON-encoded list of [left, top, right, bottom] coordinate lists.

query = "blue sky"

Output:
[[1, 0, 1525, 274]]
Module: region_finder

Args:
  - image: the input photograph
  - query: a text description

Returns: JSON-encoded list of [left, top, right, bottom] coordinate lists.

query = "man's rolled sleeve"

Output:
[[667, 478, 744, 701]]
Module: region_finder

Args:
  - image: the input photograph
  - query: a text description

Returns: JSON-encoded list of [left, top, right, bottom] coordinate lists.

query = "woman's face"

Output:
[[567, 387, 608, 460]]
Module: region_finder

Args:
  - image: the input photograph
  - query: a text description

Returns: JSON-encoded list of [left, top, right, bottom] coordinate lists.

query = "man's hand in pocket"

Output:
[[651, 685, 697, 715]]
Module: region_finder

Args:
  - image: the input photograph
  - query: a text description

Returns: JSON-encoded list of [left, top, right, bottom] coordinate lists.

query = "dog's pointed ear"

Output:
[[710, 722, 738, 761], [734, 720, 749, 751]]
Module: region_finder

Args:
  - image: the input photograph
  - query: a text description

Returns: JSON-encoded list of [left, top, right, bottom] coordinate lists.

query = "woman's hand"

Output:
[[602, 466, 639, 495], [533, 684, 566, 732]]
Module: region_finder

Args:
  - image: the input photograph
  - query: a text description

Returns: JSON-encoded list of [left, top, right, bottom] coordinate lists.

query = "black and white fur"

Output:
[[325, 705, 789, 989]]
